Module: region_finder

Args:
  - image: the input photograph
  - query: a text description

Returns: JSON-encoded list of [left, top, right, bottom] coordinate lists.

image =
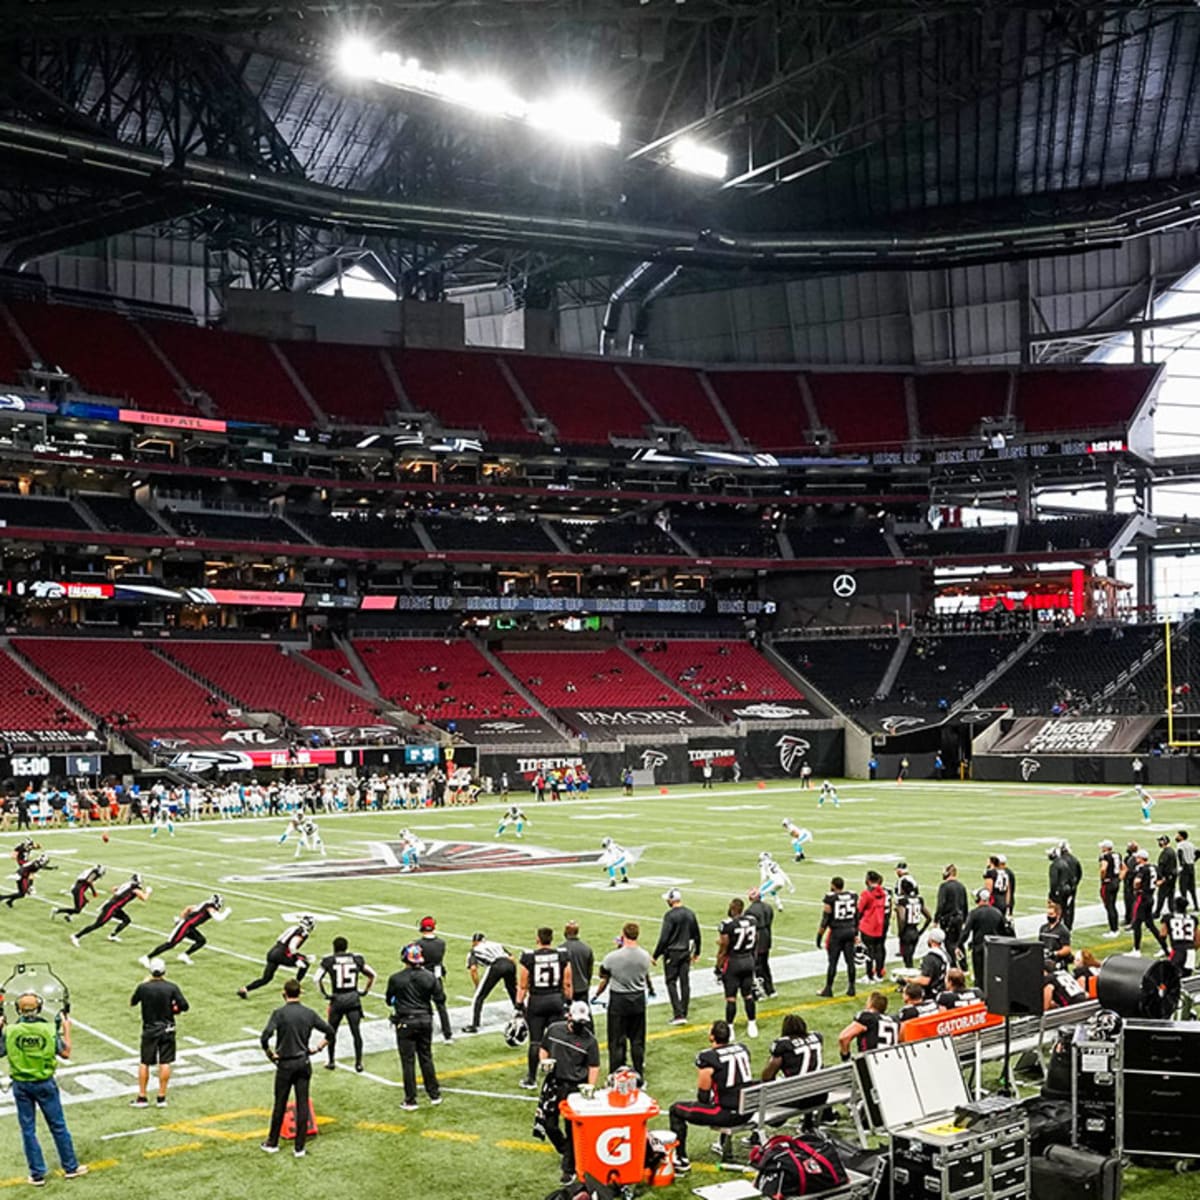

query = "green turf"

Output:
[[1, 778, 1198, 1198]]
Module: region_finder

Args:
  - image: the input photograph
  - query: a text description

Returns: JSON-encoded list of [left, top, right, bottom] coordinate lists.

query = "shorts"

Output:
[[140, 1026, 177, 1066]]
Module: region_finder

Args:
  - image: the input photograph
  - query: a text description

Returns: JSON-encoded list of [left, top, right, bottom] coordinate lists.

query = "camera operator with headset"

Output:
[[534, 1000, 601, 1185], [0, 988, 88, 1185]]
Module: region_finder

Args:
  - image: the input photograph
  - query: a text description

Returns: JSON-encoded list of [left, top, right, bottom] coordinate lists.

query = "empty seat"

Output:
[[280, 341, 397, 425], [504, 355, 648, 445], [0, 649, 91, 736], [628, 640, 803, 703], [621, 364, 730, 444], [500, 647, 688, 709], [915, 373, 1010, 441], [707, 371, 809, 450], [808, 372, 908, 450]]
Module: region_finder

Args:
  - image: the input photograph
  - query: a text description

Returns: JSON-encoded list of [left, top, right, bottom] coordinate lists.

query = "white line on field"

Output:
[[101, 1126, 159, 1141], [71, 1018, 137, 1056]]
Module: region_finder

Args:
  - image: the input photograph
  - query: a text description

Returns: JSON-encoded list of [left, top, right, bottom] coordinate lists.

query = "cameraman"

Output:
[[536, 1001, 600, 1185], [0, 990, 88, 1185]]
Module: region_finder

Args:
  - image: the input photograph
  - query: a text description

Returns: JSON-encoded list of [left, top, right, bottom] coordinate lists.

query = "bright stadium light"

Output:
[[668, 138, 728, 179], [335, 37, 620, 148]]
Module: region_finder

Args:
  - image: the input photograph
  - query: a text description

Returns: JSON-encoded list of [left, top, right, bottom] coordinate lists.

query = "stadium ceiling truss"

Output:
[[4, 3, 1200, 308]]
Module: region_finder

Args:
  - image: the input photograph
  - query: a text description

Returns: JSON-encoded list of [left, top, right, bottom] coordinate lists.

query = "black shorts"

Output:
[[140, 1026, 177, 1066]]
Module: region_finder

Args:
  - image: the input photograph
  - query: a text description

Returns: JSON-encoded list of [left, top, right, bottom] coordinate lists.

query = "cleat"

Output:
[[670, 1016, 687, 1026], [156, 1097, 168, 1108], [130, 1097, 149, 1108], [401, 1101, 418, 1111], [260, 1143, 279, 1154], [430, 1096, 443, 1106], [178, 953, 193, 965], [107, 934, 122, 943], [324, 1062, 336, 1071], [817, 989, 833, 998], [69, 935, 80, 948], [460, 1025, 480, 1034], [747, 1020, 759, 1038], [675, 1158, 691, 1176], [518, 1078, 536, 1090], [293, 1150, 306, 1159], [355, 1062, 364, 1073], [138, 956, 151, 971], [237, 988, 249, 1000]]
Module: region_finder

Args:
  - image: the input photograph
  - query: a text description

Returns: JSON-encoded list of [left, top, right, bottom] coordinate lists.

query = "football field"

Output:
[[1, 778, 1197, 1199]]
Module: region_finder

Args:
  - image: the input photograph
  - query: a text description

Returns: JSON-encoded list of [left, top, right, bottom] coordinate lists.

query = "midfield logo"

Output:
[[223, 839, 619, 883]]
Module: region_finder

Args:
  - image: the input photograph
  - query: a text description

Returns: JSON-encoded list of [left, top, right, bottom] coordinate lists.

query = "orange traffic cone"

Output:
[[280, 1098, 318, 1141], [658, 786, 669, 795], [756, 780, 766, 789]]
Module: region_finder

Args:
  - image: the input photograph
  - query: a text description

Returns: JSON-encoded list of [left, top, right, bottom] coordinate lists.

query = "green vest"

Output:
[[3, 1016, 59, 1082]]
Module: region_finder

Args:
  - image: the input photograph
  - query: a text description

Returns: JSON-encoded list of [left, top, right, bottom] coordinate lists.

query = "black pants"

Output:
[[826, 932, 856, 993], [1123, 882, 1135, 926], [721, 959, 757, 1026], [148, 926, 208, 960], [606, 994, 647, 1077], [267, 1059, 312, 1152], [471, 961, 517, 1026], [432, 975, 452, 1041], [1, 878, 33, 907], [327, 996, 363, 1066], [663, 953, 691, 1019], [1130, 895, 1166, 953], [899, 928, 920, 969], [54, 886, 90, 918], [1101, 884, 1121, 933], [76, 904, 130, 939], [1155, 879, 1176, 919], [971, 944, 987, 990], [1181, 865, 1198, 909], [861, 935, 886, 980], [669, 1101, 738, 1160], [543, 1081, 576, 1175], [940, 918, 965, 966], [245, 948, 307, 993], [527, 997, 565, 1082], [755, 949, 775, 997], [394, 1013, 440, 1104], [1060, 890, 1078, 931]]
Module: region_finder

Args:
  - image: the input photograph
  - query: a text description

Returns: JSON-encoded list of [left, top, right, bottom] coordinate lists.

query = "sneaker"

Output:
[[178, 953, 193, 965], [675, 1158, 692, 1175], [845, 989, 857, 997], [63, 1167, 89, 1181], [401, 1101, 419, 1112], [355, 1062, 364, 1073], [608, 880, 616, 888], [293, 1150, 306, 1159], [560, 1171, 576, 1185], [817, 989, 833, 998], [460, 1025, 480, 1034], [442, 1035, 454, 1044], [107, 934, 122, 943], [138, 956, 152, 971], [670, 1016, 687, 1026], [28, 1177, 45, 1187], [430, 1096, 443, 1106], [155, 1097, 167, 1108], [324, 1062, 336, 1071], [518, 1078, 536, 1090], [69, 935, 80, 948], [260, 1143, 279, 1154], [1102, 931, 1120, 939], [237, 988, 248, 1000], [130, 1096, 149, 1108]]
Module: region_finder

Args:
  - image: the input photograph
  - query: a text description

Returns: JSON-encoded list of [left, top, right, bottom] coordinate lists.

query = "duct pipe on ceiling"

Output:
[[628, 264, 682, 357], [600, 260, 655, 355]]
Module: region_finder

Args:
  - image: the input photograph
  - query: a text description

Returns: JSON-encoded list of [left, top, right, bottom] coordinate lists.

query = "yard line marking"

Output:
[[71, 1018, 137, 1056], [144, 1142, 206, 1159], [101, 1127, 158, 1140], [442, 1087, 537, 1103]]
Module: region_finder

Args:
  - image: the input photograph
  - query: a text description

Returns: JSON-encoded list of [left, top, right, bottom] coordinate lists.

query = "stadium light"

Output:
[[335, 37, 620, 148], [667, 138, 728, 180]]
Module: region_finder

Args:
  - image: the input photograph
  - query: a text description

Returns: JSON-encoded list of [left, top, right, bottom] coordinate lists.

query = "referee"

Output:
[[129, 958, 189, 1108], [462, 933, 517, 1033]]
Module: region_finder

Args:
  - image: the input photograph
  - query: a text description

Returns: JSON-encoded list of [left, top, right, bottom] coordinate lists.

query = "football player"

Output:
[[11, 838, 40, 866], [600, 837, 631, 887], [757, 852, 794, 911], [816, 875, 858, 998], [1098, 838, 1122, 936], [52, 864, 105, 921], [496, 804, 527, 839], [277, 811, 305, 847], [781, 819, 812, 863], [1129, 848, 1168, 955], [716, 897, 759, 1038], [1163, 897, 1199, 976], [1, 853, 54, 907], [836, 992, 899, 1059], [70, 872, 149, 943], [315, 935, 376, 1071], [817, 780, 840, 808], [399, 828, 426, 872], [149, 799, 174, 839], [895, 876, 931, 969], [516, 927, 572, 1089], [293, 815, 325, 859], [462, 932, 518, 1033], [1136, 784, 1156, 824], [237, 915, 315, 997], [141, 893, 231, 966]]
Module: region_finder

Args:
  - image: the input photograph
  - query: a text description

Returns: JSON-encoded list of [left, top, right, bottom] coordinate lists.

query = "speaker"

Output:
[[983, 937, 1043, 1016], [1096, 954, 1181, 1019]]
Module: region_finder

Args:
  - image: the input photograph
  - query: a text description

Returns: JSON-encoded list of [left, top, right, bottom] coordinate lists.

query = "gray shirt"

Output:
[[1178, 839, 1197, 867], [599, 944, 652, 995]]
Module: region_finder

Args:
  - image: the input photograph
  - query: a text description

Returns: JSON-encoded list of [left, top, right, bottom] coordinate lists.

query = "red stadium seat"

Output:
[[914, 373, 1010, 441], [808, 372, 908, 450], [504, 354, 648, 445], [280, 341, 398, 425], [0, 649, 92, 736], [627, 640, 804, 703], [1014, 367, 1155, 434], [498, 647, 689, 709], [706, 370, 809, 450], [621, 364, 731, 444]]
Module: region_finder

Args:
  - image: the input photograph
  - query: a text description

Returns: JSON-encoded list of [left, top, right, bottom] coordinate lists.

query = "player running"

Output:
[[1, 853, 55, 907], [781, 818, 812, 862], [818, 780, 840, 808], [11, 838, 40, 866], [399, 828, 426, 872], [141, 893, 231, 967], [496, 804, 527, 839], [52, 864, 105, 920], [277, 811, 305, 848], [237, 915, 315, 997], [757, 852, 795, 911], [291, 815, 325, 858], [71, 872, 150, 943], [315, 936, 376, 1072], [600, 837, 631, 887], [1136, 785, 1156, 824]]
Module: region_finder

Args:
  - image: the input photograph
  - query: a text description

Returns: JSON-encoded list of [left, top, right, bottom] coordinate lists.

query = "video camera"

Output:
[[0, 963, 71, 1025]]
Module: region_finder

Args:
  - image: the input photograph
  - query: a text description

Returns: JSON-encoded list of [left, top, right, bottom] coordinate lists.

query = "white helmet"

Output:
[[298, 914, 316, 932], [601, 837, 613, 849], [758, 852, 773, 866], [781, 818, 793, 830]]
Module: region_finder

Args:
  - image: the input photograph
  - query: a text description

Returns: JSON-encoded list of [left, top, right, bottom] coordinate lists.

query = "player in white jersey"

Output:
[[150, 798, 174, 838], [781, 819, 813, 862], [600, 837, 631, 887], [818, 780, 840, 808], [293, 815, 325, 858], [1136, 784, 1156, 824], [399, 828, 426, 872], [758, 852, 795, 910], [496, 805, 527, 839]]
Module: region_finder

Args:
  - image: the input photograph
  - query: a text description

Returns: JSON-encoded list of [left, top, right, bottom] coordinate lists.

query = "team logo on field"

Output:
[[640, 749, 668, 770], [1020, 757, 1042, 781], [222, 839, 619, 883], [776, 735, 811, 773]]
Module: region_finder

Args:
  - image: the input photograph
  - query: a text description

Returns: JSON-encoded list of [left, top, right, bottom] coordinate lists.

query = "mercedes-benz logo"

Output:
[[832, 574, 857, 598]]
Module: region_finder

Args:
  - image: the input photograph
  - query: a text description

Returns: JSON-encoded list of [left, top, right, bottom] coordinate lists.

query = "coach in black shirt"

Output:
[[935, 865, 969, 966], [386, 943, 442, 1110], [653, 889, 701, 1024], [130, 958, 188, 1108], [962, 887, 1006, 991], [260, 979, 331, 1158], [418, 916, 453, 1042]]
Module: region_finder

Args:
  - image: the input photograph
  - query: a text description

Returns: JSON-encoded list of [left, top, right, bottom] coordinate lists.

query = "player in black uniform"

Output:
[[837, 992, 898, 1059], [417, 916, 453, 1043], [983, 855, 1011, 918], [142, 893, 230, 966], [537, 1001, 601, 1184], [11, 839, 40, 866], [816, 876, 858, 998], [895, 876, 931, 969], [668, 1020, 754, 1172], [1098, 839, 1122, 936], [1, 854, 54, 907], [315, 935, 376, 1071], [716, 898, 759, 1039], [1155, 834, 1179, 919], [70, 871, 148, 941], [1163, 897, 1199, 976], [1129, 849, 1168, 955], [936, 969, 983, 1009], [52, 864, 105, 920], [517, 927, 572, 1089], [762, 1013, 823, 1081], [896, 982, 937, 1023], [238, 915, 314, 997]]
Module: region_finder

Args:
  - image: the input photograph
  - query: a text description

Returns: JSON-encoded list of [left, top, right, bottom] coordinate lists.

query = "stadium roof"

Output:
[[4, 1, 1200, 295]]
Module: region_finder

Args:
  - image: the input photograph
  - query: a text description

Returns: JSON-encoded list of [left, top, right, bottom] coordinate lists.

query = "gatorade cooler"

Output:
[[646, 1130, 678, 1187], [560, 1087, 660, 1186]]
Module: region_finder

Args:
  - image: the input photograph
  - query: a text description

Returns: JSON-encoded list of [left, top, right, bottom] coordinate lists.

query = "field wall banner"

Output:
[[987, 716, 1158, 756], [972, 754, 1200, 785]]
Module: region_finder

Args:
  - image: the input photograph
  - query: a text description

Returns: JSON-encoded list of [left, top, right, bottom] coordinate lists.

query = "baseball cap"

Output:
[[419, 916, 437, 932], [568, 1000, 592, 1023], [896, 861, 908, 870], [976, 888, 991, 902], [1136, 848, 1149, 860], [1099, 838, 1114, 849], [149, 958, 166, 977], [997, 854, 1008, 864], [927, 929, 944, 943], [662, 888, 682, 903]]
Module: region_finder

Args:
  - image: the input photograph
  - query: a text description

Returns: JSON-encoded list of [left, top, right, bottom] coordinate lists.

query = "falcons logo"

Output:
[[776, 735, 811, 773], [1020, 757, 1042, 781], [640, 749, 668, 770], [880, 716, 926, 735]]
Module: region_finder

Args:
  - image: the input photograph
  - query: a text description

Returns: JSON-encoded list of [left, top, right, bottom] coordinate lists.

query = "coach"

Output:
[[259, 979, 331, 1158], [130, 958, 189, 1108], [593, 921, 652, 1080], [653, 889, 700, 1024]]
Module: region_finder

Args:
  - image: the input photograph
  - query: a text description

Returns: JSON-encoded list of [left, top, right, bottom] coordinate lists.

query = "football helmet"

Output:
[[210, 893, 224, 910], [95, 865, 106, 877], [504, 1012, 529, 1046], [601, 837, 613, 849], [853, 943, 870, 970], [130, 872, 143, 886], [298, 914, 316, 932], [780, 818, 793, 830], [758, 852, 774, 866]]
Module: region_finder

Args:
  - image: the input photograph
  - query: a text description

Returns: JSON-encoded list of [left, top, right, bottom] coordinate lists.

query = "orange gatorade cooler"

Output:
[[560, 1087, 661, 1186]]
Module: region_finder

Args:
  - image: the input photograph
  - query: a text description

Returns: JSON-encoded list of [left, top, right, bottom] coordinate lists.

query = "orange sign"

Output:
[[899, 1001, 1004, 1043]]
